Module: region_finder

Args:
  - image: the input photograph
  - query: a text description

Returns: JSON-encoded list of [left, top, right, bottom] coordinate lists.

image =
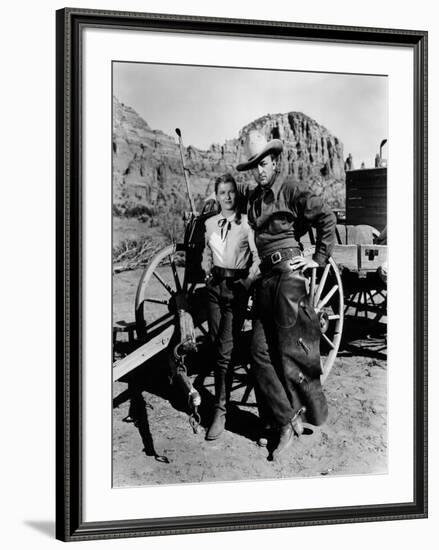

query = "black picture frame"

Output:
[[56, 7, 428, 542]]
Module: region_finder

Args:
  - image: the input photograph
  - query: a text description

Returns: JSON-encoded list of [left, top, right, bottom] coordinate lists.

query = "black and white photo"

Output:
[[112, 62, 389, 486]]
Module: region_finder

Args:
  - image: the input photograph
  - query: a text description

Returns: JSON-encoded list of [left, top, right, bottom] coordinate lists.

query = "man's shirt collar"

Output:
[[254, 172, 282, 199], [265, 172, 283, 197]]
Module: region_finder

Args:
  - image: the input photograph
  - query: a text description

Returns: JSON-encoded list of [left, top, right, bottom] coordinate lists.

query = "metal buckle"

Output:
[[271, 251, 282, 264]]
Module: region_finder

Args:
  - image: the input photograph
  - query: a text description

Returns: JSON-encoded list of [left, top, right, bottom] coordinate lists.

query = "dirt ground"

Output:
[[112, 267, 387, 487]]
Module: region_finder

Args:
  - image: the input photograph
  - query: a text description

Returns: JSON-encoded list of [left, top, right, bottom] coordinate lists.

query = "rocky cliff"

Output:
[[112, 96, 345, 224]]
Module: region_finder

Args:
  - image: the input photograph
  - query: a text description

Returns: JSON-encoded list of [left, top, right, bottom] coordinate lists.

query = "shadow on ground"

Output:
[[113, 316, 386, 458]]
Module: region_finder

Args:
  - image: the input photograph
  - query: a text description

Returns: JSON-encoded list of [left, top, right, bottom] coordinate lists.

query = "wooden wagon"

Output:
[[113, 151, 387, 429]]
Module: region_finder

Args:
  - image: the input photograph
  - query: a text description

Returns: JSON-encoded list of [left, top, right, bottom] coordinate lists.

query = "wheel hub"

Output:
[[318, 311, 329, 334]]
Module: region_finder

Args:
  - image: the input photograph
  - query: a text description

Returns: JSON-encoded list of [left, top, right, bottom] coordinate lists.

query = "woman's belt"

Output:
[[212, 266, 248, 280], [260, 247, 302, 274]]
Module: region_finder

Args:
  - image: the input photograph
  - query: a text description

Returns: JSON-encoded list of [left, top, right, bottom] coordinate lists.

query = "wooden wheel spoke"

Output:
[[134, 244, 180, 344], [322, 333, 335, 349], [367, 290, 377, 307], [145, 312, 175, 332], [314, 263, 330, 307], [169, 255, 182, 292], [309, 268, 316, 303], [354, 290, 363, 317], [153, 271, 174, 295], [318, 257, 344, 384], [144, 297, 169, 306], [196, 322, 209, 337], [316, 284, 338, 311], [344, 293, 354, 314]]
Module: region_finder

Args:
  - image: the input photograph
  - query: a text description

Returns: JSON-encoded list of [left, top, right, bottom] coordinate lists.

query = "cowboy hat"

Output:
[[236, 130, 283, 172]]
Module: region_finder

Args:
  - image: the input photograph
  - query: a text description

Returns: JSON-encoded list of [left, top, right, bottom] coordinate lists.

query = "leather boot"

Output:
[[206, 369, 228, 441], [272, 422, 294, 460], [206, 409, 226, 440], [291, 406, 306, 436]]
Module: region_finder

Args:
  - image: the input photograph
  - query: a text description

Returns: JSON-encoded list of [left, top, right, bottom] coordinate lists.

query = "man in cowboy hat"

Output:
[[236, 130, 336, 460]]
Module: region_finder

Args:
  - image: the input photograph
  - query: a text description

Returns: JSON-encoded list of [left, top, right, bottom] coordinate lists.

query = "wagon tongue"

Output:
[[175, 128, 197, 215]]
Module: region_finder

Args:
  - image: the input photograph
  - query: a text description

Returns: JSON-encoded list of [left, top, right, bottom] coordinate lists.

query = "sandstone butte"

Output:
[[112, 96, 346, 220]]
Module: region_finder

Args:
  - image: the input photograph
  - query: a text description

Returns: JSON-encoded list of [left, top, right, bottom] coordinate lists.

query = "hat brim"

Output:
[[236, 139, 283, 172]]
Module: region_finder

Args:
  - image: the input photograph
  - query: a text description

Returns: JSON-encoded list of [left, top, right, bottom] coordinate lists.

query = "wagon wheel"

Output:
[[308, 257, 344, 383], [135, 244, 207, 342], [344, 286, 387, 322], [236, 258, 344, 408]]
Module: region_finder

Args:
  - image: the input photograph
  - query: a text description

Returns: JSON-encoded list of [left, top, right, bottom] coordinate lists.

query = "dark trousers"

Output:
[[206, 278, 249, 412], [250, 265, 328, 428]]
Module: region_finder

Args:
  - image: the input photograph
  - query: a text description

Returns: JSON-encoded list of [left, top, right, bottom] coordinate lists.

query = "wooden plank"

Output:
[[357, 244, 387, 271], [331, 245, 358, 271], [113, 325, 174, 382], [296, 240, 386, 273], [299, 243, 358, 271]]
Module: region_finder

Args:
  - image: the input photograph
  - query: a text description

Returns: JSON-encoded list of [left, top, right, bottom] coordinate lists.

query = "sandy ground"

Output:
[[112, 267, 387, 487]]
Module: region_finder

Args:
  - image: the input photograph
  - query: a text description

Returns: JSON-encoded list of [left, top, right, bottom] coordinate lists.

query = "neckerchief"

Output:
[[254, 187, 274, 218], [217, 217, 232, 241]]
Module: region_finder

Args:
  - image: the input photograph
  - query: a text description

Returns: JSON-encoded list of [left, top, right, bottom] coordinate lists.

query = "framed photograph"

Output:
[[56, 7, 427, 541]]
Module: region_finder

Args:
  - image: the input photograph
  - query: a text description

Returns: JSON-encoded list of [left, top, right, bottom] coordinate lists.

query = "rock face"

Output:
[[112, 97, 345, 223], [238, 112, 345, 181], [113, 98, 185, 215]]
